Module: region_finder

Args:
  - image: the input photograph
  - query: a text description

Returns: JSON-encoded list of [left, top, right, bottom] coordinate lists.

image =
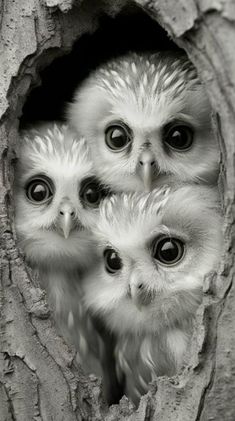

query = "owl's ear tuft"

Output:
[[98, 186, 171, 227], [130, 186, 171, 217], [100, 194, 120, 224], [144, 186, 171, 215]]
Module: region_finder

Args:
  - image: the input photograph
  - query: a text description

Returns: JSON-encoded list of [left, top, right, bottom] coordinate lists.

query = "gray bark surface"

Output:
[[0, 0, 234, 419]]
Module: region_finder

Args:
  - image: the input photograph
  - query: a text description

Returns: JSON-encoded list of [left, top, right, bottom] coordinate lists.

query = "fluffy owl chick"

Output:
[[68, 52, 219, 192], [83, 185, 222, 404], [14, 123, 109, 377]]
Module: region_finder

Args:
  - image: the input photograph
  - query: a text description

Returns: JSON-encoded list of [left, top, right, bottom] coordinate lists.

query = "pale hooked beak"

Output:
[[57, 202, 75, 239], [129, 274, 153, 311], [130, 286, 143, 311], [138, 150, 156, 191]]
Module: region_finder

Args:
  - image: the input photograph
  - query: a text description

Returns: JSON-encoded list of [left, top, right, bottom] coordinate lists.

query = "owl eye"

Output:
[[163, 125, 193, 151], [80, 177, 108, 208], [104, 248, 122, 274], [26, 177, 53, 204], [152, 237, 185, 266], [105, 123, 132, 151]]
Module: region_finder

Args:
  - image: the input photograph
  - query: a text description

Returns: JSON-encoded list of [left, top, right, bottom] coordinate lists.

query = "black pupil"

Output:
[[30, 183, 48, 201], [109, 127, 128, 149], [84, 184, 100, 204], [160, 241, 178, 261], [167, 127, 192, 150], [155, 239, 183, 264], [105, 249, 122, 273]]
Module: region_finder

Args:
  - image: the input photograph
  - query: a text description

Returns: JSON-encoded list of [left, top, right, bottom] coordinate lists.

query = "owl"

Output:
[[14, 123, 110, 379], [68, 52, 219, 192], [82, 185, 222, 404]]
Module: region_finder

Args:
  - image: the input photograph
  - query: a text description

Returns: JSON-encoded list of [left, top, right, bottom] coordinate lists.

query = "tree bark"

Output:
[[0, 0, 234, 419]]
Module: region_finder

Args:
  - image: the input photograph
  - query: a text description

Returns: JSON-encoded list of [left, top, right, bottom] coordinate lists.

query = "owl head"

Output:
[[83, 185, 222, 335], [14, 123, 109, 271], [68, 52, 219, 192]]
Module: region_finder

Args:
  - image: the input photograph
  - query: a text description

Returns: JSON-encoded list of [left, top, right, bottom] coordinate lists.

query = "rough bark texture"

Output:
[[0, 0, 234, 419]]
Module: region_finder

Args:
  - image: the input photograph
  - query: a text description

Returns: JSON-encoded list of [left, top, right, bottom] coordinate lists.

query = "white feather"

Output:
[[67, 51, 219, 193], [14, 122, 109, 388], [83, 185, 223, 404]]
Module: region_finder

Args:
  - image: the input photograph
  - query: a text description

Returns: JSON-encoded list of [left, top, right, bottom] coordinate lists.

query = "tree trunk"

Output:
[[0, 0, 234, 419]]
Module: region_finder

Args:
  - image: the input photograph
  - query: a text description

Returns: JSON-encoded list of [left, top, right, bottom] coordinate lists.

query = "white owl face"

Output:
[[68, 52, 219, 192], [14, 124, 109, 270], [83, 186, 222, 335]]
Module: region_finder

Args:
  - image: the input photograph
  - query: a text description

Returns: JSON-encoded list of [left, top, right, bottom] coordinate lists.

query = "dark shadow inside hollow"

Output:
[[20, 2, 180, 127]]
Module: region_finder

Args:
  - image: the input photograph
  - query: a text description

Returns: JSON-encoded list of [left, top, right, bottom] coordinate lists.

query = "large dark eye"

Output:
[[105, 123, 132, 151], [26, 177, 53, 203], [104, 248, 122, 274], [80, 177, 108, 208], [164, 125, 193, 151], [152, 237, 185, 266]]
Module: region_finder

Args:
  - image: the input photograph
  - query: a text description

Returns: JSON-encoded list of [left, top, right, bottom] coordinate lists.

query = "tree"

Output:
[[0, 0, 234, 419]]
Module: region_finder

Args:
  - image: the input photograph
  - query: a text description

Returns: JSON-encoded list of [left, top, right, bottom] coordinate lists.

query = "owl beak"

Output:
[[129, 278, 153, 311], [57, 203, 75, 239], [61, 212, 73, 239], [132, 294, 143, 312], [138, 150, 156, 191]]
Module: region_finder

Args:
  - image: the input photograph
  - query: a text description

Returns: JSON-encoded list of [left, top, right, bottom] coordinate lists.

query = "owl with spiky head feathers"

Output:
[[14, 123, 109, 271], [68, 52, 219, 192], [14, 123, 110, 379], [82, 185, 222, 404]]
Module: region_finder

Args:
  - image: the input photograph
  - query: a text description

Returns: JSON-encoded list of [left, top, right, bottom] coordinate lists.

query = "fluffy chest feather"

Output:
[[115, 327, 190, 405]]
